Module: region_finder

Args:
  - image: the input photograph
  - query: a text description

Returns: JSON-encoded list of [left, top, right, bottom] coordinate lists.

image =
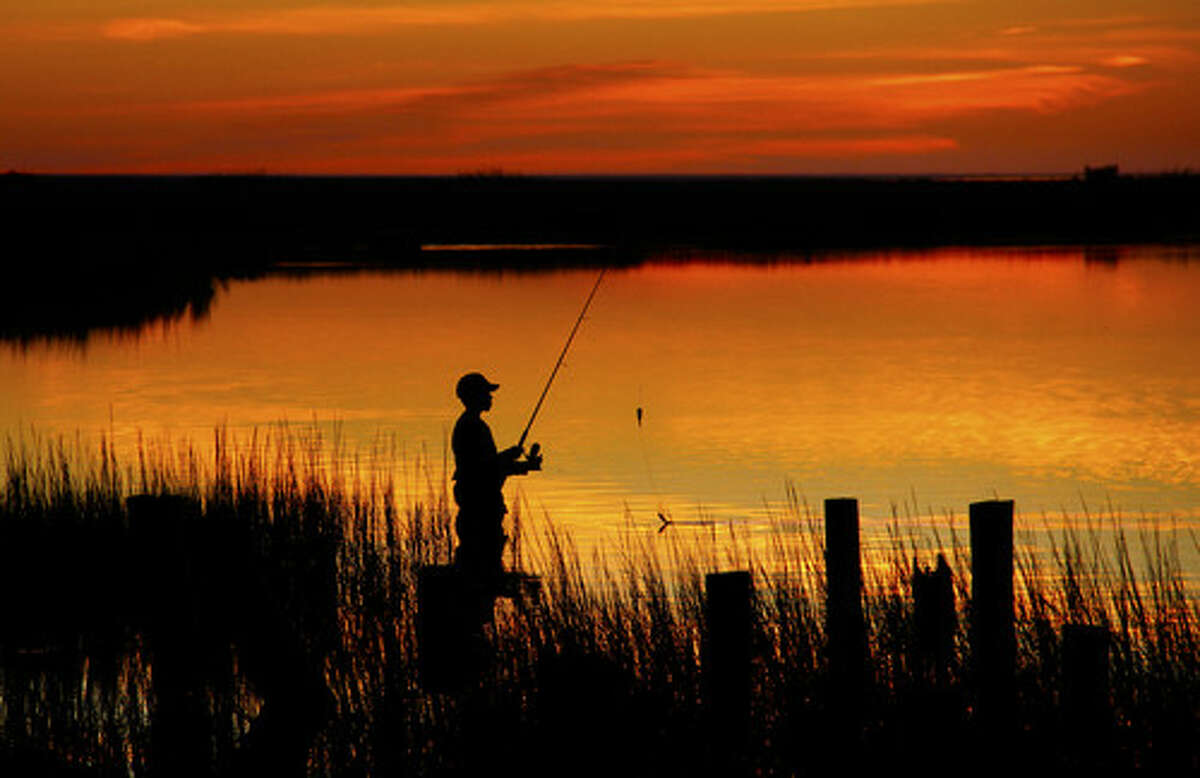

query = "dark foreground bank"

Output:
[[0, 434, 1196, 775]]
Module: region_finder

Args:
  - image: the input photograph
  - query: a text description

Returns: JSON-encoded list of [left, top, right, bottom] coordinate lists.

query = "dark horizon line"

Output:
[[5, 168, 1196, 182]]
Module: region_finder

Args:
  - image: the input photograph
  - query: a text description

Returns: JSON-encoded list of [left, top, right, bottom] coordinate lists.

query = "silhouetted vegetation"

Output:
[[6, 172, 1199, 258], [4, 171, 1198, 343], [1, 430, 1196, 775]]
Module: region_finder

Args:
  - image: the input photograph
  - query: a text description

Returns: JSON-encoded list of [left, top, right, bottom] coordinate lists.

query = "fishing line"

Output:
[[635, 387, 681, 534], [635, 386, 665, 510]]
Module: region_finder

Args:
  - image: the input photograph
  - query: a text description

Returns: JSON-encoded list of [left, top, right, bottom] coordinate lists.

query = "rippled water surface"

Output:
[[4, 245, 1199, 575]]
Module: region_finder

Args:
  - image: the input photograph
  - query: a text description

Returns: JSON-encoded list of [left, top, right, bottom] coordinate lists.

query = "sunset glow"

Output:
[[3, 1, 1198, 173], [6, 249, 1200, 536]]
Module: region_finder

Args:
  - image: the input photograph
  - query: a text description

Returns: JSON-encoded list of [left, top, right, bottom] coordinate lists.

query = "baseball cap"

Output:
[[456, 372, 500, 401]]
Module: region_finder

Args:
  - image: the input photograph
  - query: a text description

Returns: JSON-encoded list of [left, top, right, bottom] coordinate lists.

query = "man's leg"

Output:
[[454, 510, 501, 625]]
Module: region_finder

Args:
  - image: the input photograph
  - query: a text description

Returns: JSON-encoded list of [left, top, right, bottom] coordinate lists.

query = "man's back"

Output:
[[452, 411, 505, 515]]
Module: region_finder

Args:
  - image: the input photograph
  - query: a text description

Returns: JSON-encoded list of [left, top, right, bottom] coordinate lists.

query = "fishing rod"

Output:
[[516, 268, 606, 449]]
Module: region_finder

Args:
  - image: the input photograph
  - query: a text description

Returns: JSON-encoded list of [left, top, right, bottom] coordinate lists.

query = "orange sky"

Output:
[[3, 0, 1198, 174]]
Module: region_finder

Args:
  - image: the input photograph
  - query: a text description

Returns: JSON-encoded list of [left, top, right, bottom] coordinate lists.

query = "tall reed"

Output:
[[0, 428, 1196, 774]]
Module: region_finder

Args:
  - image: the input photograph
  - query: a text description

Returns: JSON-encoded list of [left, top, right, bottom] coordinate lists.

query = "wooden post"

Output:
[[704, 570, 752, 748], [825, 497, 864, 719], [1062, 624, 1110, 760], [417, 565, 476, 692], [126, 494, 211, 777], [126, 494, 199, 599], [969, 499, 1014, 732], [905, 553, 962, 765], [912, 552, 956, 686]]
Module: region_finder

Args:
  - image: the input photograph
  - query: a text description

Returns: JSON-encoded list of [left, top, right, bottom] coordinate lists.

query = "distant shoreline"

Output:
[[3, 172, 1198, 344], [5, 171, 1198, 262]]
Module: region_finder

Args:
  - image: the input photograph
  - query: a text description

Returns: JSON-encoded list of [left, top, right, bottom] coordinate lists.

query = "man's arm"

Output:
[[498, 443, 542, 476]]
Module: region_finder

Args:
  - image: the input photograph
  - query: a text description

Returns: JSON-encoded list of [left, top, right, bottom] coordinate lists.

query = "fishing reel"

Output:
[[526, 442, 543, 471]]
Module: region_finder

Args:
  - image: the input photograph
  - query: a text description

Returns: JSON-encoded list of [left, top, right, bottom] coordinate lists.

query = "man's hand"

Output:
[[526, 442, 543, 471]]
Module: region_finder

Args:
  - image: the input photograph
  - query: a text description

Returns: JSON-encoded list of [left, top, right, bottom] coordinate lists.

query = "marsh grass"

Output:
[[0, 428, 1197, 774]]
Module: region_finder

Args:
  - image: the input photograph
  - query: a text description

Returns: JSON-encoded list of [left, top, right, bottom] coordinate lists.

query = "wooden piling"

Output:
[[969, 499, 1014, 731], [704, 570, 752, 747], [125, 494, 210, 777], [825, 498, 864, 699], [912, 552, 955, 685], [126, 493, 199, 591], [1062, 623, 1110, 758], [903, 552, 962, 767], [417, 565, 476, 692]]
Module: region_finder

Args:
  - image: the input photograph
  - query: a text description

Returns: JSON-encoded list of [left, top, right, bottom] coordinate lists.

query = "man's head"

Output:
[[456, 372, 499, 410]]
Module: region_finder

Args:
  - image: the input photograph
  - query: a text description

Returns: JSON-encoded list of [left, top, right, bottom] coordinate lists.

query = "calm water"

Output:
[[4, 245, 1199, 577]]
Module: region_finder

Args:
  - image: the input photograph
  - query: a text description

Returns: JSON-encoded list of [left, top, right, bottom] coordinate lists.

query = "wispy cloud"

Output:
[[100, 19, 209, 41], [538, 63, 1141, 126], [737, 135, 957, 156], [1099, 55, 1150, 68], [159, 58, 1141, 125], [169, 71, 1107, 139], [858, 65, 1139, 116], [27, 55, 1122, 172], [101, 0, 950, 41], [769, 23, 1200, 80], [149, 59, 1141, 170], [176, 62, 675, 117], [868, 65, 1084, 87], [12, 51, 1147, 161], [179, 86, 482, 116]]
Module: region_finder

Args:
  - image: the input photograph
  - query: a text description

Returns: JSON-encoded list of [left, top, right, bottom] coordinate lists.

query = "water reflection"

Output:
[[2, 247, 1199, 562], [0, 266, 219, 349], [1, 639, 155, 774]]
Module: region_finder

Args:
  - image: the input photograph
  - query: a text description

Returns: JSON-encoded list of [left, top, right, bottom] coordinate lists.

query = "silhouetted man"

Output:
[[452, 372, 542, 583]]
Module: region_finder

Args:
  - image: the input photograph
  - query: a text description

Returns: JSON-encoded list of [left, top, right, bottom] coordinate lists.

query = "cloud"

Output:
[[1101, 55, 1150, 68], [101, 18, 207, 41], [176, 62, 673, 117], [772, 26, 1199, 72], [100, 0, 951, 41], [179, 86, 480, 116], [867, 65, 1084, 87], [862, 65, 1139, 117], [165, 59, 1141, 130], [142, 59, 1142, 174], [737, 135, 957, 156], [538, 63, 1141, 127], [18, 51, 1146, 160]]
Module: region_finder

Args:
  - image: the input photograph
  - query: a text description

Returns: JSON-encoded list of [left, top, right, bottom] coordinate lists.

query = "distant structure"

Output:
[[1084, 164, 1120, 183]]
